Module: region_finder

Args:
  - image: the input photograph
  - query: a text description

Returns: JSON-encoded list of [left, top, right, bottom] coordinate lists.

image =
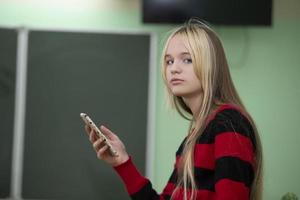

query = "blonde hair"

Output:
[[161, 19, 263, 200]]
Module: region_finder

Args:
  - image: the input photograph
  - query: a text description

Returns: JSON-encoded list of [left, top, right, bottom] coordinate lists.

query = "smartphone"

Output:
[[80, 113, 118, 157]]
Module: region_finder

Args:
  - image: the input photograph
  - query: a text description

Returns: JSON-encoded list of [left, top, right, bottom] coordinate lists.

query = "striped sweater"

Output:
[[114, 104, 257, 200]]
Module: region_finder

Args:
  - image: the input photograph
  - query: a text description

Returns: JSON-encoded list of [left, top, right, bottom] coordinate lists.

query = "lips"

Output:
[[170, 78, 184, 85]]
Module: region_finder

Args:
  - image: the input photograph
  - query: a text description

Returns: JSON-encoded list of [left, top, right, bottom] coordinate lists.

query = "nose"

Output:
[[170, 61, 182, 74]]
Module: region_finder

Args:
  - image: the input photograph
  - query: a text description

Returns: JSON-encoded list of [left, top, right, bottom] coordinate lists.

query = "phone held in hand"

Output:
[[80, 113, 118, 157]]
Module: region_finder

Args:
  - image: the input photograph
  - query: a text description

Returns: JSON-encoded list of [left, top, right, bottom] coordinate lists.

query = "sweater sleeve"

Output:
[[213, 110, 256, 200], [113, 156, 175, 200]]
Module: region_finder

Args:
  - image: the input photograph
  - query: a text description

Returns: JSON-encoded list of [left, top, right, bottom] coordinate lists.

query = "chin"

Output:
[[170, 87, 202, 98], [170, 89, 188, 97]]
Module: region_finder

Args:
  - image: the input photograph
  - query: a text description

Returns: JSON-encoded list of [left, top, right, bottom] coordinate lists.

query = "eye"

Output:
[[165, 59, 174, 66], [183, 58, 192, 64]]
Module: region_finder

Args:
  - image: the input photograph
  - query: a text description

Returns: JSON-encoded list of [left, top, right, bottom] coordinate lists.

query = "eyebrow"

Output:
[[164, 52, 191, 59]]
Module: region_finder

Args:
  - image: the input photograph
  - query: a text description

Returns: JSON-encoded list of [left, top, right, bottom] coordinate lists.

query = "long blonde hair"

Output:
[[161, 19, 263, 200]]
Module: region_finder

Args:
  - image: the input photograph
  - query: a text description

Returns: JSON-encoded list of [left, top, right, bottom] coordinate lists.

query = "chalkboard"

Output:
[[21, 30, 152, 199], [0, 28, 17, 198]]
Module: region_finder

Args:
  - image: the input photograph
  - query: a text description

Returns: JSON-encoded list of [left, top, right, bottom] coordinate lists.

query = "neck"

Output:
[[182, 93, 203, 119]]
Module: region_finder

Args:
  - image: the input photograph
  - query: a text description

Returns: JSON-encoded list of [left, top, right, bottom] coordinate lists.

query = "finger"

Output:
[[97, 145, 109, 159], [100, 125, 118, 140], [89, 129, 94, 142], [89, 129, 98, 143], [93, 138, 104, 151], [85, 125, 95, 141]]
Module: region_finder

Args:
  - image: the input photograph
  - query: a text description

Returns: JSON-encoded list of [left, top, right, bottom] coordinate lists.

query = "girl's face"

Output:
[[165, 34, 202, 98]]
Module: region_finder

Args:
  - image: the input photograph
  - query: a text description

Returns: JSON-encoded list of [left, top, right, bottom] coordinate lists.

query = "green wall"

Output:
[[1, 0, 299, 199]]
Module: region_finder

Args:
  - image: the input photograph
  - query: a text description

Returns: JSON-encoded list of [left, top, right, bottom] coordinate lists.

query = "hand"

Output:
[[85, 125, 129, 167]]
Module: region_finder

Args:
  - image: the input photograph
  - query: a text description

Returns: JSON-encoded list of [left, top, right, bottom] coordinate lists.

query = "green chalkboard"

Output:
[[22, 30, 151, 199]]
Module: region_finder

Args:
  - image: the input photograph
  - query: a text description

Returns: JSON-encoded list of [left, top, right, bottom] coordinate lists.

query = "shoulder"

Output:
[[198, 104, 257, 148]]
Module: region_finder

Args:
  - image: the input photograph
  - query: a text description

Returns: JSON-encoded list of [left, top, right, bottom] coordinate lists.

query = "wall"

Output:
[[0, 0, 299, 199]]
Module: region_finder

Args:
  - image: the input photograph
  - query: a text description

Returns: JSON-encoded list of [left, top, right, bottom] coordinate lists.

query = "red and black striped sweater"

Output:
[[114, 104, 257, 200]]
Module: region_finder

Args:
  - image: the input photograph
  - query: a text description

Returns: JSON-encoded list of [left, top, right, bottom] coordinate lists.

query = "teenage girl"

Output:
[[84, 19, 263, 200]]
